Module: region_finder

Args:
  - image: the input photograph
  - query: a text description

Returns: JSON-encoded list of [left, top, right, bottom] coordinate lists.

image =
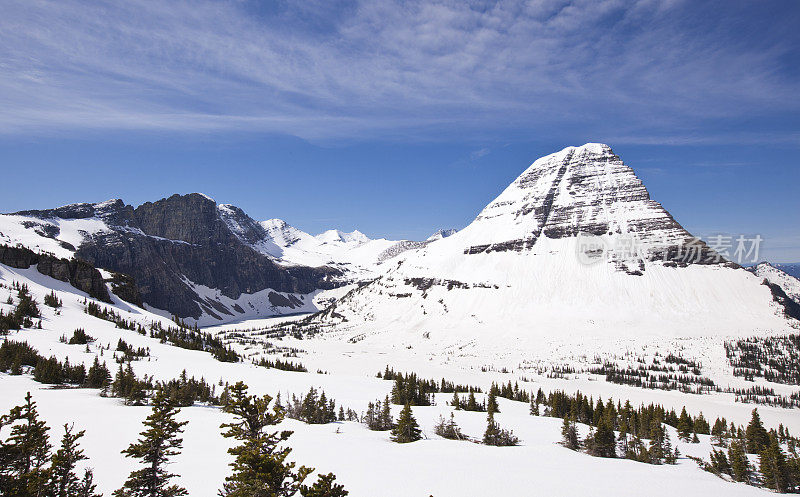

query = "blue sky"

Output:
[[1, 0, 799, 260]]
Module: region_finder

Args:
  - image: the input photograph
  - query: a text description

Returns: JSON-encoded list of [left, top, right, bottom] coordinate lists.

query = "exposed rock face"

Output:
[[5, 194, 341, 320], [0, 245, 111, 302], [463, 144, 720, 266], [15, 199, 135, 225], [217, 203, 271, 247], [134, 194, 230, 245]]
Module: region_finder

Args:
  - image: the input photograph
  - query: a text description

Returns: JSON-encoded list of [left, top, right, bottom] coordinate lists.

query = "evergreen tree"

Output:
[[114, 390, 188, 497], [433, 413, 464, 441], [0, 392, 51, 497], [299, 473, 348, 497], [464, 391, 483, 412], [648, 419, 666, 464], [48, 423, 98, 497], [586, 416, 616, 458], [486, 391, 499, 416], [760, 434, 791, 493], [85, 357, 111, 389], [75, 469, 102, 497], [379, 396, 392, 431], [676, 407, 692, 442], [663, 430, 678, 465], [219, 382, 312, 496], [561, 416, 579, 450], [709, 449, 731, 476], [530, 400, 539, 416], [391, 404, 422, 443], [627, 435, 649, 463], [745, 409, 770, 454], [482, 413, 519, 447], [618, 414, 630, 455], [711, 417, 727, 445], [728, 440, 751, 483], [693, 412, 710, 435]]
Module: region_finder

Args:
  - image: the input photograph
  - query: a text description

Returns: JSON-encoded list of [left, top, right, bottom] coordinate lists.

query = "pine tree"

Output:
[[663, 430, 677, 464], [391, 404, 422, 443], [530, 399, 539, 416], [48, 423, 100, 497], [486, 391, 499, 416], [219, 382, 312, 496], [380, 396, 392, 431], [627, 435, 649, 463], [676, 407, 692, 442], [745, 409, 770, 454], [76, 469, 102, 497], [299, 473, 348, 497], [482, 413, 519, 447], [561, 416, 579, 450], [0, 392, 52, 497], [760, 434, 790, 493], [728, 439, 751, 483], [711, 417, 727, 446], [465, 391, 480, 412], [709, 449, 731, 475], [433, 413, 464, 441], [648, 419, 666, 464], [693, 412, 710, 435], [85, 357, 111, 389], [618, 414, 629, 455], [114, 390, 188, 497], [451, 392, 461, 410], [587, 416, 616, 458]]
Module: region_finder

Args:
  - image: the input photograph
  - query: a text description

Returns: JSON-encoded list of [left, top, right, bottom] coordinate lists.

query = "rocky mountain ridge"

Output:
[[1, 194, 341, 322]]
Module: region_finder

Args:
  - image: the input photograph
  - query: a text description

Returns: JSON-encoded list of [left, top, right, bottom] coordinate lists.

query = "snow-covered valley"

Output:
[[1, 257, 799, 496]]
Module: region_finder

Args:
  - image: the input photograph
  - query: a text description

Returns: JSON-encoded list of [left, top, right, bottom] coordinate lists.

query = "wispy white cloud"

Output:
[[470, 148, 491, 160], [0, 0, 797, 142]]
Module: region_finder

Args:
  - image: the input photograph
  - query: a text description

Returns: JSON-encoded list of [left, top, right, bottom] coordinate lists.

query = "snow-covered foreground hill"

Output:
[[1, 260, 799, 496], [2, 377, 771, 497]]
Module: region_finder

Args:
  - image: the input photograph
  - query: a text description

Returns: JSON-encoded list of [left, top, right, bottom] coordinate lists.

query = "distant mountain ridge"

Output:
[[773, 263, 800, 280], [0, 194, 341, 323], [748, 262, 800, 305]]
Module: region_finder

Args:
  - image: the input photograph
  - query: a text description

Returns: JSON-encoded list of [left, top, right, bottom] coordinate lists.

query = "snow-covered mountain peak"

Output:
[[427, 228, 458, 241], [316, 229, 370, 245], [259, 219, 315, 249], [455, 142, 702, 265]]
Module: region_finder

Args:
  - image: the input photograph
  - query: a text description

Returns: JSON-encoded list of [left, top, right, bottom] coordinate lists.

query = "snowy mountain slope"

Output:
[[748, 262, 800, 304], [0, 200, 125, 259], [305, 144, 797, 362], [0, 262, 792, 497]]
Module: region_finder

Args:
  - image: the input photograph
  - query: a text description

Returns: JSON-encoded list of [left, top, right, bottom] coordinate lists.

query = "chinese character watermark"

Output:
[[575, 232, 763, 266]]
